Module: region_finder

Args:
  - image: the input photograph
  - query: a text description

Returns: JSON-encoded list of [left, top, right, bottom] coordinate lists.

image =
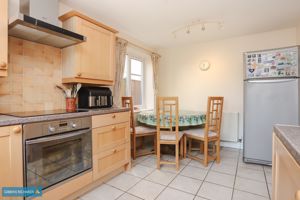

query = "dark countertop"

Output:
[[274, 124, 300, 165], [0, 107, 130, 127]]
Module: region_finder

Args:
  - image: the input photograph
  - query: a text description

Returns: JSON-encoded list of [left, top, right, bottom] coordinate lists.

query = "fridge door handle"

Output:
[[247, 78, 298, 83]]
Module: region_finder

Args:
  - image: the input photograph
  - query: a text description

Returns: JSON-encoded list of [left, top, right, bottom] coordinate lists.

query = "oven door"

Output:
[[25, 128, 92, 190]]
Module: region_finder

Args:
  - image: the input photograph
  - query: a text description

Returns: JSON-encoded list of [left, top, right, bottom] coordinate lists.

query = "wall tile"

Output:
[[0, 37, 65, 113]]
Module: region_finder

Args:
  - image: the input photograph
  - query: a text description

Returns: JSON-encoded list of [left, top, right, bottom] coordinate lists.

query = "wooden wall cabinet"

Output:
[[272, 133, 300, 200], [59, 11, 118, 85], [0, 0, 8, 76], [0, 125, 23, 199], [92, 112, 131, 181]]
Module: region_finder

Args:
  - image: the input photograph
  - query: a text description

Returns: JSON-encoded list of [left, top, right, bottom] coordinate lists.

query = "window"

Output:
[[123, 55, 144, 109]]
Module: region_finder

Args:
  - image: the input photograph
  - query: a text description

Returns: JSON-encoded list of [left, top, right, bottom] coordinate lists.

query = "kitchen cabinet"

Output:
[[0, 0, 8, 76], [92, 112, 131, 181], [0, 125, 23, 199], [59, 11, 118, 85], [272, 133, 300, 200]]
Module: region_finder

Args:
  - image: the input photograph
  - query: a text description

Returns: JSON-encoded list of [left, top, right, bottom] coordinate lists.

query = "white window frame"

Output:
[[124, 54, 145, 109]]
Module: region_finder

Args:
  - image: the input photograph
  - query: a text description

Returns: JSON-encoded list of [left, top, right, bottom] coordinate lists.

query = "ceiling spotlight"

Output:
[[201, 24, 206, 31]]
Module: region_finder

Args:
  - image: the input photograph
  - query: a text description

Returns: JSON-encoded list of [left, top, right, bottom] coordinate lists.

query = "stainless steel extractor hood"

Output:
[[8, 0, 86, 48]]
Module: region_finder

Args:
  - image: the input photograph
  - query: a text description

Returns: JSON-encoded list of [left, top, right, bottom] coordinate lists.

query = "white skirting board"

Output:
[[220, 112, 239, 142], [220, 141, 243, 149]]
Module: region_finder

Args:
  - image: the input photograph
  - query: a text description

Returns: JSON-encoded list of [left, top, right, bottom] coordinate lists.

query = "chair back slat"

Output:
[[121, 97, 135, 133], [205, 96, 224, 138], [156, 96, 179, 141]]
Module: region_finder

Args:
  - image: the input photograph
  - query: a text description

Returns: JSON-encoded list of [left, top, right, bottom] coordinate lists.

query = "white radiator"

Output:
[[220, 112, 239, 142]]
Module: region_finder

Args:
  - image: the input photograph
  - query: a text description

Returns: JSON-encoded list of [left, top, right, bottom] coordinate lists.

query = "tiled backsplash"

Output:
[[0, 37, 65, 113]]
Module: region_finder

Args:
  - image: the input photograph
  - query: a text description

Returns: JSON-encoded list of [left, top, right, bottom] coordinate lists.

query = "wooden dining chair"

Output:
[[122, 96, 157, 160], [156, 96, 184, 171], [184, 96, 224, 166]]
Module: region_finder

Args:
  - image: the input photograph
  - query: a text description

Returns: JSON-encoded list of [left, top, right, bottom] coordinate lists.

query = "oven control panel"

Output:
[[46, 119, 82, 134], [23, 116, 92, 140]]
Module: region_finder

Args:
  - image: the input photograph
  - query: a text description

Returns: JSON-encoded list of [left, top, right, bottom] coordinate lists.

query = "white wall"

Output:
[[158, 27, 298, 140]]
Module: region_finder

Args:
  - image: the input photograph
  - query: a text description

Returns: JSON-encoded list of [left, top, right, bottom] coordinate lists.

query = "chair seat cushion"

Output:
[[160, 131, 183, 141], [131, 126, 156, 135], [184, 128, 217, 138]]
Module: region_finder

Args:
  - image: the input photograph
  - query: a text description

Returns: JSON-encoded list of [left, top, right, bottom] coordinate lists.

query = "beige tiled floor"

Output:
[[80, 148, 271, 200]]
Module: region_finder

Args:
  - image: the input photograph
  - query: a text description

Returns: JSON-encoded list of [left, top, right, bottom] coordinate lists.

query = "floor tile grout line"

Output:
[[263, 166, 272, 200], [114, 158, 157, 200], [230, 147, 241, 200], [235, 174, 268, 184], [126, 157, 193, 199], [233, 188, 270, 199], [193, 159, 214, 200], [153, 158, 194, 200]]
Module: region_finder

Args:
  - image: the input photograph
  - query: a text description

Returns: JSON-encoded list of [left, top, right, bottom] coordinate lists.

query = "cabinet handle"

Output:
[[0, 61, 7, 69], [77, 73, 82, 77], [296, 190, 300, 200], [112, 126, 116, 131], [113, 149, 117, 153], [112, 114, 116, 119], [13, 126, 22, 134]]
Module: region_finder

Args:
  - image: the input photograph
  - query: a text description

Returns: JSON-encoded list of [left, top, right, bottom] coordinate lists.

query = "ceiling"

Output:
[[60, 0, 300, 49]]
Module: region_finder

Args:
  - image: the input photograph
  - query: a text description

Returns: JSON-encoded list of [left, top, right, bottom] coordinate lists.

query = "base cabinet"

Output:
[[0, 125, 23, 199], [92, 112, 131, 181], [272, 133, 300, 200]]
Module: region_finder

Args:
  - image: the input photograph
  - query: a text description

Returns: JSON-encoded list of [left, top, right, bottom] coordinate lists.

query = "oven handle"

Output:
[[25, 128, 91, 145]]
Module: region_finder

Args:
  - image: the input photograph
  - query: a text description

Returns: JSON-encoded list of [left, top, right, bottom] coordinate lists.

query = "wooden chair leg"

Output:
[[188, 138, 192, 154], [180, 139, 183, 159], [203, 140, 208, 167], [176, 143, 179, 171], [157, 141, 161, 169], [154, 135, 157, 154], [216, 139, 221, 163], [132, 135, 136, 160], [200, 141, 204, 154], [183, 136, 187, 159]]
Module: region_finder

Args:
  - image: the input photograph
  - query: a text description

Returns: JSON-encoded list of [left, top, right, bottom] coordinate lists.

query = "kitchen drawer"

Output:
[[93, 122, 130, 153], [92, 112, 129, 128], [93, 142, 130, 180]]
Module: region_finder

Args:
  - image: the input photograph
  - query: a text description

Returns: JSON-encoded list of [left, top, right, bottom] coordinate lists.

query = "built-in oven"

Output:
[[23, 116, 92, 191]]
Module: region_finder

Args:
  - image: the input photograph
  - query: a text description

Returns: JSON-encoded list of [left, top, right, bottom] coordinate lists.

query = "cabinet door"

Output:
[[93, 143, 130, 181], [0, 125, 23, 199], [0, 0, 8, 76], [78, 19, 115, 81], [272, 134, 300, 200], [93, 122, 130, 154]]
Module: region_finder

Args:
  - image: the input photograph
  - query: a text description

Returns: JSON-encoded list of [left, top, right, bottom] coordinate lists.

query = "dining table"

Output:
[[137, 110, 206, 127]]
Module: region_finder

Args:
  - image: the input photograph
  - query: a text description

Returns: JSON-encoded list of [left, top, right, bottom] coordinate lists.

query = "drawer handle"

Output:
[[13, 126, 22, 134], [112, 126, 116, 131], [112, 114, 116, 119], [296, 190, 300, 200], [113, 149, 117, 153], [77, 72, 82, 77]]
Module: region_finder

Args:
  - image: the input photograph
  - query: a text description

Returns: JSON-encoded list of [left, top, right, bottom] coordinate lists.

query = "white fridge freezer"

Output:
[[243, 46, 300, 165]]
